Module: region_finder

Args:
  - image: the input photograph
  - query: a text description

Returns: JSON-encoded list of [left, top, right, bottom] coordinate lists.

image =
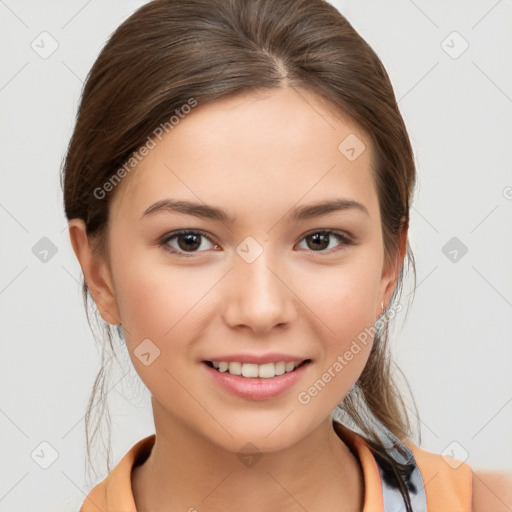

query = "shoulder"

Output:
[[472, 469, 512, 512], [404, 440, 512, 511], [80, 434, 155, 512], [404, 440, 472, 510]]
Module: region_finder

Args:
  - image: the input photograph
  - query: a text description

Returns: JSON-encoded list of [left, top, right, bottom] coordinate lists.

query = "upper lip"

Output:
[[203, 353, 311, 365]]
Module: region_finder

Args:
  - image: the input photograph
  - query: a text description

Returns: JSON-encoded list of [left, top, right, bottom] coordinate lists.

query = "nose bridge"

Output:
[[238, 246, 280, 296], [224, 238, 296, 331]]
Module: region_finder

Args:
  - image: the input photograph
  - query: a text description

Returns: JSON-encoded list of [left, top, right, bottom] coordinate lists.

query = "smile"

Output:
[[202, 359, 312, 400], [205, 360, 311, 379]]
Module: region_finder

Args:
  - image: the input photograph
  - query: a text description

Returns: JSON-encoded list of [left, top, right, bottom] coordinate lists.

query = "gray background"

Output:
[[1, 0, 511, 510]]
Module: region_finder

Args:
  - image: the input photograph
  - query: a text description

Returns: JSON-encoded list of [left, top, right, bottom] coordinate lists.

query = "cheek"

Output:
[[299, 258, 381, 339], [295, 259, 380, 391], [111, 258, 213, 397], [112, 246, 214, 340]]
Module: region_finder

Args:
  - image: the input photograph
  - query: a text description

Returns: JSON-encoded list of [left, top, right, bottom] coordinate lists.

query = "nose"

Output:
[[222, 248, 298, 335]]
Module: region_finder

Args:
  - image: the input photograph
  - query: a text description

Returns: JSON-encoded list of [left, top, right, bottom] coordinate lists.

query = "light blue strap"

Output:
[[374, 423, 428, 512]]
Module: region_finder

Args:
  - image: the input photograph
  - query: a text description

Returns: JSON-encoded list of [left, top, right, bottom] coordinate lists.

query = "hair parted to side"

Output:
[[61, 0, 419, 503]]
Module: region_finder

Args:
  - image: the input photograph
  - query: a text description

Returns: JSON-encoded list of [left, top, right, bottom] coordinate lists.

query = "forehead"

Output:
[[110, 87, 378, 223]]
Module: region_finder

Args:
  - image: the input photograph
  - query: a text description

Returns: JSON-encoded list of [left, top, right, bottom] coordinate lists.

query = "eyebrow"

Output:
[[141, 198, 370, 223]]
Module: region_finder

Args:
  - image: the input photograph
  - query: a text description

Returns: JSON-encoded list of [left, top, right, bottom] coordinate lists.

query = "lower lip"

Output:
[[202, 361, 311, 400]]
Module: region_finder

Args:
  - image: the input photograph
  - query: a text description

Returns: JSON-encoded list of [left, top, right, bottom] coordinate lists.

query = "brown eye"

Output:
[[298, 231, 352, 253], [175, 232, 202, 251], [160, 230, 218, 256]]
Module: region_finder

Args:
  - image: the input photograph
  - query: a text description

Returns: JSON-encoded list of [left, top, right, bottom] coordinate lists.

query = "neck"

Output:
[[132, 401, 364, 512]]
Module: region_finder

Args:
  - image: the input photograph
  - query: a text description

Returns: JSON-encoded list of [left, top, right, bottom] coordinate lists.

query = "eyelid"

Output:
[[302, 228, 353, 242]]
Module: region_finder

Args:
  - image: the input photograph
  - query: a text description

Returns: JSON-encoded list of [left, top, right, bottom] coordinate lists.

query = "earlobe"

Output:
[[68, 219, 121, 325]]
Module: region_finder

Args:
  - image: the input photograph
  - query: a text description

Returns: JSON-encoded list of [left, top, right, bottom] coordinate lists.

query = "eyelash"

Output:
[[158, 229, 354, 258]]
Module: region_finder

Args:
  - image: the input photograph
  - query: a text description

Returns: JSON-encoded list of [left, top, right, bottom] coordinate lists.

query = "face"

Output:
[[83, 87, 399, 453]]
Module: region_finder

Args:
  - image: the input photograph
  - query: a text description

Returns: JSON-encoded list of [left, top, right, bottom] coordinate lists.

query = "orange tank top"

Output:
[[80, 420, 472, 511]]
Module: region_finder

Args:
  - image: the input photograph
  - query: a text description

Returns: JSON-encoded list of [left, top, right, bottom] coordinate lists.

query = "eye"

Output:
[[159, 229, 353, 258], [159, 230, 219, 257], [297, 230, 353, 254]]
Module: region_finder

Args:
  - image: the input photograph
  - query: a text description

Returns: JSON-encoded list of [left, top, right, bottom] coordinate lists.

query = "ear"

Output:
[[68, 218, 121, 325], [377, 217, 409, 317]]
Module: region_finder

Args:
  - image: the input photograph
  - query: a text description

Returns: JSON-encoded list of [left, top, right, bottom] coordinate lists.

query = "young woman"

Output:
[[62, 0, 510, 510]]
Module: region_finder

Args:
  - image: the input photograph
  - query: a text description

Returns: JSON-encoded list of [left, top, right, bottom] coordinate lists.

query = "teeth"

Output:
[[210, 360, 303, 378]]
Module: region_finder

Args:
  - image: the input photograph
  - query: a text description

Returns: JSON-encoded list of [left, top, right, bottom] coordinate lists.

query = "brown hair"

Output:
[[61, 0, 419, 505]]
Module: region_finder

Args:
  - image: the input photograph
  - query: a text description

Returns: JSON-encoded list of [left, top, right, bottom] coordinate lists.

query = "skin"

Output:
[[69, 86, 409, 511], [472, 470, 512, 511]]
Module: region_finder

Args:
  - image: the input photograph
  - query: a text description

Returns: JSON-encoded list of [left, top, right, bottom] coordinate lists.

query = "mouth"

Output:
[[202, 358, 313, 400], [203, 359, 312, 379]]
